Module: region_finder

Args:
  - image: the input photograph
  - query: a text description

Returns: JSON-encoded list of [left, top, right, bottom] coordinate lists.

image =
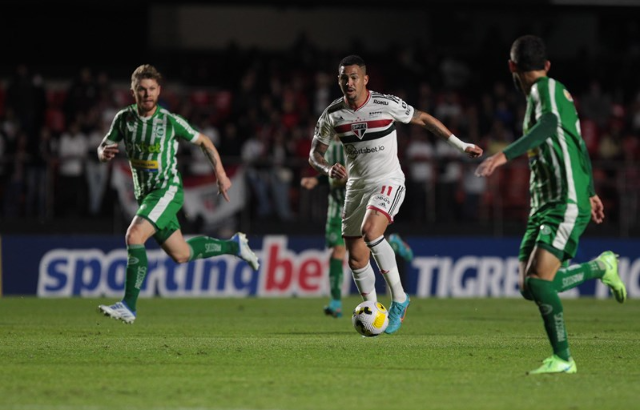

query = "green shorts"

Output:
[[325, 214, 344, 248], [519, 203, 591, 262], [136, 185, 184, 245]]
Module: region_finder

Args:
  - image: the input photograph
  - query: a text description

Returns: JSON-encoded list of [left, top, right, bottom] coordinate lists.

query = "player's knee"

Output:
[[520, 287, 535, 301], [166, 251, 189, 264], [125, 229, 144, 246]]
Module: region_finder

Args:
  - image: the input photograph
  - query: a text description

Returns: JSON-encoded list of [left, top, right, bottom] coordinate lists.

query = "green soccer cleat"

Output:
[[597, 251, 626, 303], [527, 355, 577, 375], [323, 299, 343, 318], [384, 293, 410, 334], [388, 234, 414, 262]]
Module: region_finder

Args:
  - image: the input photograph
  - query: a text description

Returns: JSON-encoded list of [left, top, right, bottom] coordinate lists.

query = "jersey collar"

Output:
[[344, 90, 371, 112]]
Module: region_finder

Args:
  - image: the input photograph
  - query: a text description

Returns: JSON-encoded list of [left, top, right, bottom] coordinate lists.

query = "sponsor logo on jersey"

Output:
[[369, 111, 382, 116], [343, 144, 384, 159], [131, 159, 159, 172], [134, 141, 162, 153], [373, 99, 389, 105], [351, 122, 367, 139]]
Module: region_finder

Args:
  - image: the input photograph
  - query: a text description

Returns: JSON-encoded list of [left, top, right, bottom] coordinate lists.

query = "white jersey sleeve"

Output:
[[375, 93, 414, 124], [313, 107, 335, 146]]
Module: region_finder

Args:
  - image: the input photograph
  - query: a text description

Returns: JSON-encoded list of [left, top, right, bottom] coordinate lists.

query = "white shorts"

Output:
[[342, 179, 406, 238]]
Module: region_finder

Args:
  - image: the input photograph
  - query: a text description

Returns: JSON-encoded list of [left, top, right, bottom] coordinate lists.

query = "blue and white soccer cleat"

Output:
[[232, 232, 260, 271], [98, 301, 136, 324]]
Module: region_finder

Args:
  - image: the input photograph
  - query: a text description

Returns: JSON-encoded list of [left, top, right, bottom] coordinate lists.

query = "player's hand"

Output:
[[329, 163, 347, 181], [465, 144, 483, 158], [216, 173, 232, 202], [301, 177, 318, 190], [99, 143, 119, 162], [475, 152, 507, 177], [590, 194, 605, 224]]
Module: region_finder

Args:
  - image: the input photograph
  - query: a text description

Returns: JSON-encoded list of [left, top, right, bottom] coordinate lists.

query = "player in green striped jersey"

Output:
[[96, 64, 259, 324], [475, 35, 627, 374], [301, 137, 413, 318]]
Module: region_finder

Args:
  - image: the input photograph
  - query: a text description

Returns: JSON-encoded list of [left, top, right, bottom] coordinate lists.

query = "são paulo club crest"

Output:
[[351, 122, 367, 139]]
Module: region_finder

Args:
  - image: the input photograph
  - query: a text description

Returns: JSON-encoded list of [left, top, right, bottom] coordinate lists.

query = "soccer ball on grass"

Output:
[[352, 300, 389, 337]]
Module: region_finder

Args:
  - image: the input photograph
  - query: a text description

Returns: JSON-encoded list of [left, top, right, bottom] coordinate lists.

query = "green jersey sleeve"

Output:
[[503, 112, 557, 160], [170, 113, 200, 143], [103, 109, 127, 144]]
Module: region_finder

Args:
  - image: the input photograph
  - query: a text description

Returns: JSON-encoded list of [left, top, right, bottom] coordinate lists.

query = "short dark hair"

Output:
[[338, 55, 366, 72], [510, 35, 547, 71]]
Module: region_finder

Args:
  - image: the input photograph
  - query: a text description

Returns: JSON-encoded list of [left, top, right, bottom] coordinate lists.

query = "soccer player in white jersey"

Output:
[[475, 35, 626, 374], [309, 55, 482, 334], [96, 64, 259, 324]]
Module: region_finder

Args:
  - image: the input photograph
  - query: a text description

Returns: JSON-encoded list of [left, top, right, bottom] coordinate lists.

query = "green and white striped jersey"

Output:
[[524, 77, 593, 214], [103, 104, 199, 200]]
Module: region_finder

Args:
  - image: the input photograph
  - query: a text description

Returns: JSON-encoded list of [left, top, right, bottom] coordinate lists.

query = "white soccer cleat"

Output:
[[98, 301, 136, 324], [232, 232, 260, 271]]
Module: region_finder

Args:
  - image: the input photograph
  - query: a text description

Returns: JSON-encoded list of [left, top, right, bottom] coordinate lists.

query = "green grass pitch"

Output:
[[1, 296, 638, 410]]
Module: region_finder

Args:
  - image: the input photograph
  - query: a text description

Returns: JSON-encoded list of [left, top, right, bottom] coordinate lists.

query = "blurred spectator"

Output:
[[4, 129, 29, 217], [404, 127, 435, 223], [26, 126, 56, 220], [56, 119, 88, 217], [485, 119, 514, 155], [5, 64, 46, 142], [86, 123, 110, 216], [267, 129, 295, 221], [579, 80, 612, 129], [63, 67, 98, 124], [434, 133, 464, 222], [241, 128, 272, 218]]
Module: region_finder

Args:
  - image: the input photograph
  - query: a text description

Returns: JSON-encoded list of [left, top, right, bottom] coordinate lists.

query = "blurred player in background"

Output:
[[475, 35, 627, 374], [96, 64, 259, 324], [301, 136, 413, 318], [309, 55, 482, 333]]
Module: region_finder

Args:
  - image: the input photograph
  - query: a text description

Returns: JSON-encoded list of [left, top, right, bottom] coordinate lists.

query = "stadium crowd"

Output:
[[1, 39, 639, 234]]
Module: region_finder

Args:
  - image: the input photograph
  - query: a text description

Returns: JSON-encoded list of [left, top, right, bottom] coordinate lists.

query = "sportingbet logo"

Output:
[[37, 236, 335, 298]]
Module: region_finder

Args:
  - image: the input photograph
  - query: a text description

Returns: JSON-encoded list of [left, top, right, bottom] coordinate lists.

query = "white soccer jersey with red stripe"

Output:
[[313, 90, 414, 185]]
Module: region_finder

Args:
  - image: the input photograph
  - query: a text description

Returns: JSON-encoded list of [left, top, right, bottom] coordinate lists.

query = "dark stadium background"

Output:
[[1, 0, 639, 238]]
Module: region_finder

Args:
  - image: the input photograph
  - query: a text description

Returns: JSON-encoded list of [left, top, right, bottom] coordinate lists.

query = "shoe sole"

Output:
[[98, 306, 135, 324], [323, 307, 342, 318]]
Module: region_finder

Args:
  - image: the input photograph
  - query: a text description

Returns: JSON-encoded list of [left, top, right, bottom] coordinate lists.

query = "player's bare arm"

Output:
[[410, 110, 483, 158], [97, 141, 119, 162], [196, 133, 232, 202], [309, 138, 347, 180]]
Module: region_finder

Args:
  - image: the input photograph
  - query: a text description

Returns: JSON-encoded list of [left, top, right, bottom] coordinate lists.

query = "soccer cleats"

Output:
[[324, 299, 343, 318], [98, 301, 136, 324], [388, 234, 414, 262], [232, 232, 260, 271], [527, 355, 577, 375], [385, 293, 410, 334], [597, 251, 626, 303]]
